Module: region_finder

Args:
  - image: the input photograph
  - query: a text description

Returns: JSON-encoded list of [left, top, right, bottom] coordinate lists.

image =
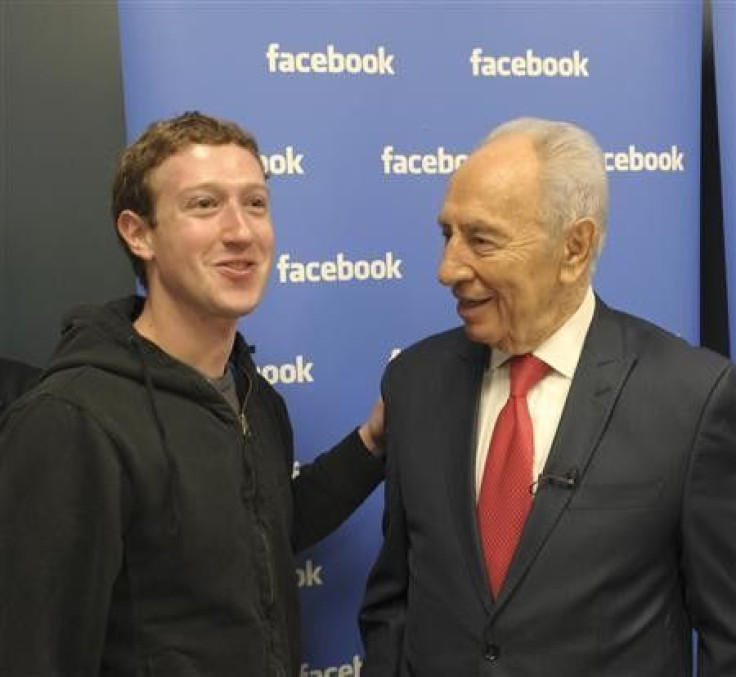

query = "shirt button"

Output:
[[484, 644, 500, 662]]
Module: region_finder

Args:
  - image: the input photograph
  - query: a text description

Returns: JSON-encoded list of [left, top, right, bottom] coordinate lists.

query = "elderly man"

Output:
[[360, 117, 736, 676], [0, 112, 384, 677]]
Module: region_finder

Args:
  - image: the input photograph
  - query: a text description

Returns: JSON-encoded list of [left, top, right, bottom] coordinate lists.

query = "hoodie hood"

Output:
[[44, 295, 257, 535], [46, 296, 146, 380], [46, 296, 255, 417]]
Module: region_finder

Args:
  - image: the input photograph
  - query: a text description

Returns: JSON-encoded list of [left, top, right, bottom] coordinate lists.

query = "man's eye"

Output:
[[470, 233, 496, 248], [189, 196, 217, 209], [247, 195, 268, 210]]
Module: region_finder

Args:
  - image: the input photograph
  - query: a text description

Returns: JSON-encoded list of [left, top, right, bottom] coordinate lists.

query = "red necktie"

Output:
[[478, 354, 550, 597]]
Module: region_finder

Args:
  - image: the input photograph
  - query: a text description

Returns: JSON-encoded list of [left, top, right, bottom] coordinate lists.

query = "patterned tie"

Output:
[[478, 353, 550, 597]]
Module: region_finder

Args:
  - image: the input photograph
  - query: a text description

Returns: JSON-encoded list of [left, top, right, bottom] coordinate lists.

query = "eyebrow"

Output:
[[179, 181, 269, 195], [465, 220, 500, 233], [438, 217, 498, 233]]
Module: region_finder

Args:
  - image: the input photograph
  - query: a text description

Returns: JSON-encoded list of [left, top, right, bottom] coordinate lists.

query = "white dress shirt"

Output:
[[475, 287, 596, 497]]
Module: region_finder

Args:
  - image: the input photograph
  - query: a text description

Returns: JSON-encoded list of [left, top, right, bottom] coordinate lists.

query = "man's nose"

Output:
[[438, 239, 473, 287], [222, 201, 254, 241]]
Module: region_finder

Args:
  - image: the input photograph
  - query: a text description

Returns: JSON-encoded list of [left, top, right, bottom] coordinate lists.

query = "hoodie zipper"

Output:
[[239, 365, 253, 439], [238, 368, 276, 610]]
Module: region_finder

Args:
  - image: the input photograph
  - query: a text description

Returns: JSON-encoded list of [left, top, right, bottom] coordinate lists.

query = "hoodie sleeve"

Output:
[[0, 394, 127, 677], [292, 428, 384, 553], [256, 377, 383, 552]]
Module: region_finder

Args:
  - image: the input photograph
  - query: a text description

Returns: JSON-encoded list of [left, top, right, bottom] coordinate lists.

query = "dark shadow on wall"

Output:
[[0, 0, 132, 366], [701, 0, 731, 357]]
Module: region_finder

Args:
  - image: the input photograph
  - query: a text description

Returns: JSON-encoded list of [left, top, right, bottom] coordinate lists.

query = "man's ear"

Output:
[[560, 217, 598, 284], [117, 210, 155, 262]]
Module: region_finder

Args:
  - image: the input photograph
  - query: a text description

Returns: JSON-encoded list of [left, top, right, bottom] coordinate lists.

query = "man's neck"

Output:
[[133, 298, 238, 380]]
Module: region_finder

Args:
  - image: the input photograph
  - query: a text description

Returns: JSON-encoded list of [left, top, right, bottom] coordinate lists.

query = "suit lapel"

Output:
[[438, 333, 494, 612], [490, 302, 637, 616]]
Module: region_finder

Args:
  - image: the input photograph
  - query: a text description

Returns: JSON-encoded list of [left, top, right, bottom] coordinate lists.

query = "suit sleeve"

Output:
[[0, 395, 126, 677], [681, 363, 736, 675], [359, 370, 409, 677]]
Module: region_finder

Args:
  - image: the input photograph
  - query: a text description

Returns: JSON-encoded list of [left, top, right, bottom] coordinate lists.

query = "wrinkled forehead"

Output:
[[440, 136, 542, 223]]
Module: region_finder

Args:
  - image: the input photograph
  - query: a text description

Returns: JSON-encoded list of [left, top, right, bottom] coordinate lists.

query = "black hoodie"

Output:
[[0, 297, 383, 676], [0, 357, 40, 415]]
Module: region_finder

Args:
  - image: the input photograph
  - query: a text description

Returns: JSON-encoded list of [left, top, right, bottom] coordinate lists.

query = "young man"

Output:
[[0, 112, 384, 677]]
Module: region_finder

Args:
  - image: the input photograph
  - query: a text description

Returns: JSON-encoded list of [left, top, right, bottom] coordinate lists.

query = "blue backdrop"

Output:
[[117, 1, 702, 671]]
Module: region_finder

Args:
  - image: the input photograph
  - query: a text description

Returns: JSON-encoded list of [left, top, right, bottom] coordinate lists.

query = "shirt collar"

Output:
[[490, 287, 596, 379]]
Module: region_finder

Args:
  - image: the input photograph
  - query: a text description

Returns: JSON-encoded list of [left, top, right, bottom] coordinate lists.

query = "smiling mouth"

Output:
[[457, 296, 492, 310], [217, 261, 255, 277]]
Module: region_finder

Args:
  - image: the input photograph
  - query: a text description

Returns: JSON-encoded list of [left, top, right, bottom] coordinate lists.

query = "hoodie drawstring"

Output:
[[130, 337, 182, 536]]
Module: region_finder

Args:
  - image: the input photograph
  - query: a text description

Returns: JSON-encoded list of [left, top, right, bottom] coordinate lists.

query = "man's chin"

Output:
[[461, 323, 524, 353], [223, 288, 267, 320], [461, 322, 498, 348]]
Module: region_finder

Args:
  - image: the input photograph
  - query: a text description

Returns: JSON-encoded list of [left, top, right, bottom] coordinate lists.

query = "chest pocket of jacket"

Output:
[[145, 649, 200, 676], [241, 430, 290, 505], [567, 480, 664, 510], [244, 404, 291, 502]]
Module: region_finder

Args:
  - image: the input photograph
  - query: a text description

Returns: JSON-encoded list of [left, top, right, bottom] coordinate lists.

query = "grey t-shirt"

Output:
[[208, 367, 240, 415]]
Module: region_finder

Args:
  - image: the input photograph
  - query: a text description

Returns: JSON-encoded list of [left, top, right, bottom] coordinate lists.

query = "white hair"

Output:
[[482, 117, 608, 260]]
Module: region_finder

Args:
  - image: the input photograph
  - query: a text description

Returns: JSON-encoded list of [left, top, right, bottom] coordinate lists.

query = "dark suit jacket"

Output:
[[360, 300, 736, 676], [0, 358, 40, 417]]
